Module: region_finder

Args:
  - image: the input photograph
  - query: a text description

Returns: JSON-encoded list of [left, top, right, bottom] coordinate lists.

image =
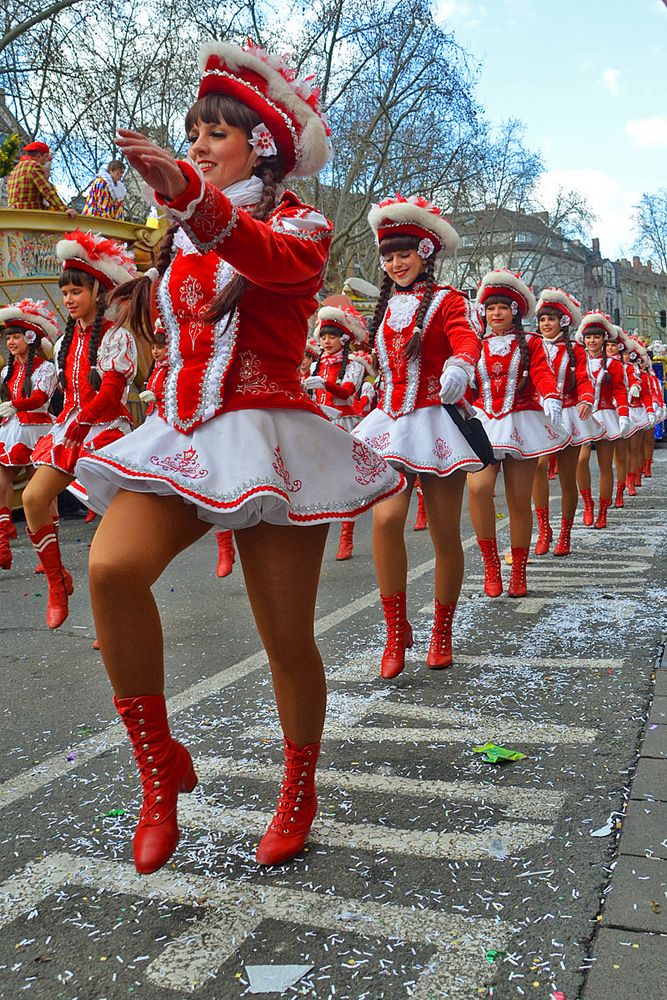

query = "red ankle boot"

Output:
[[534, 507, 552, 555], [614, 481, 625, 508], [256, 737, 319, 865], [581, 489, 595, 526], [427, 599, 455, 668], [644, 458, 652, 478], [627, 472, 637, 497], [215, 530, 235, 578], [35, 516, 58, 575], [114, 694, 197, 875], [84, 510, 97, 523], [595, 498, 611, 529], [635, 469, 643, 487], [548, 455, 558, 479], [508, 547, 529, 597], [413, 487, 428, 531], [553, 518, 573, 556], [27, 524, 73, 628], [380, 592, 413, 679], [335, 521, 355, 560], [0, 507, 12, 570], [478, 538, 503, 597], [8, 515, 17, 540]]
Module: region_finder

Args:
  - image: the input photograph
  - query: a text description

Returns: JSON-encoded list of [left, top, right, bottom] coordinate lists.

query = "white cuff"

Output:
[[443, 356, 476, 385]]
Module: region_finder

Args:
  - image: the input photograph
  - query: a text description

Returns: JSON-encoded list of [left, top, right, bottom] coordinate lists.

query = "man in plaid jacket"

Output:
[[6, 141, 76, 217]]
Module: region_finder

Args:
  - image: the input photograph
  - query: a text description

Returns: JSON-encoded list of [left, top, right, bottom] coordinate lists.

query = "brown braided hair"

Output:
[[369, 235, 435, 362], [108, 221, 178, 344], [57, 268, 104, 391], [86, 292, 107, 391], [1, 330, 38, 399], [584, 326, 611, 384], [368, 273, 395, 349], [483, 294, 531, 393]]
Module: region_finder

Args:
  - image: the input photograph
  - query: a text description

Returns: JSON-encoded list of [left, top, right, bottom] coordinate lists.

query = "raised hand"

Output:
[[115, 129, 188, 201]]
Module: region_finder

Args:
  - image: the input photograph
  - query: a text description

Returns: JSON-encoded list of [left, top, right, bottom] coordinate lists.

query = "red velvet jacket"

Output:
[[586, 356, 629, 415], [310, 350, 365, 417], [145, 361, 168, 415], [542, 337, 594, 408], [1, 357, 56, 425], [472, 332, 559, 418], [54, 319, 137, 428]]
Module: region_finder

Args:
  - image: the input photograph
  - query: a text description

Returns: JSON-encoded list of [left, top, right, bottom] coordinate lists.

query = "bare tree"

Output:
[[0, 0, 86, 55], [633, 190, 667, 272]]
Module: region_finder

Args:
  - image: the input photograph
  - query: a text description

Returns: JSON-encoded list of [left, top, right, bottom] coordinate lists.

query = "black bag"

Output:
[[443, 403, 496, 468]]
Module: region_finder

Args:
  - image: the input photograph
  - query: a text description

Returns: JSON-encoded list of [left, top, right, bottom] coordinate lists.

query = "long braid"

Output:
[[22, 342, 37, 397], [108, 222, 178, 342], [206, 162, 280, 326], [312, 348, 322, 377], [58, 315, 76, 391], [1, 349, 15, 402], [368, 273, 395, 349], [87, 293, 106, 390], [600, 344, 610, 384], [405, 260, 436, 363], [563, 334, 577, 392], [144, 358, 156, 387], [514, 320, 532, 394], [338, 338, 350, 383]]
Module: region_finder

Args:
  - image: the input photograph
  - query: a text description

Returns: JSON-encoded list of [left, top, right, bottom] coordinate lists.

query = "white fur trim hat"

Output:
[[315, 304, 368, 345], [198, 41, 331, 178], [0, 298, 60, 344], [575, 310, 617, 344], [368, 194, 459, 255], [476, 269, 536, 319], [536, 288, 582, 329], [57, 230, 137, 289]]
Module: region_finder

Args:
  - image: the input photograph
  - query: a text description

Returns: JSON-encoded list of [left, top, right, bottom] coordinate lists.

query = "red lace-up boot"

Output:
[[635, 468, 643, 487], [114, 694, 197, 874], [27, 523, 73, 628], [581, 488, 595, 526], [84, 510, 97, 523], [477, 538, 503, 597], [413, 487, 428, 531], [8, 514, 17, 540], [626, 472, 637, 497], [256, 737, 320, 865], [595, 498, 611, 529], [644, 458, 653, 478], [533, 507, 552, 555], [553, 518, 574, 557], [614, 481, 625, 508], [548, 454, 558, 479], [35, 515, 58, 575], [0, 507, 12, 570], [335, 521, 355, 560], [508, 547, 529, 597], [379, 592, 413, 679], [426, 599, 456, 668], [215, 530, 235, 578]]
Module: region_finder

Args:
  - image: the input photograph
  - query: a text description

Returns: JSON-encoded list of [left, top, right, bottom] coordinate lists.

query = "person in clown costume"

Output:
[[21, 232, 137, 628], [530, 288, 601, 558], [0, 299, 59, 570], [75, 40, 404, 874], [575, 311, 630, 528], [353, 194, 484, 678], [467, 270, 570, 598], [303, 301, 369, 559]]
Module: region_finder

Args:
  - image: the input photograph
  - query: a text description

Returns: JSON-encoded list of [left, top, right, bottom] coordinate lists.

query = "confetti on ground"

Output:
[[245, 964, 314, 994]]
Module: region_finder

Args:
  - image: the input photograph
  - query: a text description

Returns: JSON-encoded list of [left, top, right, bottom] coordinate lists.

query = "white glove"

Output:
[[303, 375, 325, 391], [619, 415, 631, 436], [628, 384, 641, 400], [543, 397, 563, 427], [0, 401, 16, 419], [439, 366, 469, 404], [139, 390, 156, 404], [647, 411, 656, 427], [361, 381, 376, 399]]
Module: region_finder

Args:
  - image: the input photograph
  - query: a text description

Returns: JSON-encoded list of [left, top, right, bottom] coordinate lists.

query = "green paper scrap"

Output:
[[485, 948, 506, 963], [473, 741, 527, 764], [102, 808, 126, 817]]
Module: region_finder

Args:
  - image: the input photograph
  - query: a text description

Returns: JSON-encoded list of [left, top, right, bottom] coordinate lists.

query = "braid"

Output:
[[368, 273, 395, 349], [22, 342, 37, 397], [58, 315, 76, 391], [206, 162, 280, 326], [312, 348, 322, 377], [338, 339, 350, 382], [87, 292, 106, 391], [564, 335, 577, 392], [600, 346, 610, 384], [404, 260, 436, 363], [145, 358, 156, 387], [1, 351, 16, 402], [514, 321, 532, 394], [108, 222, 178, 343]]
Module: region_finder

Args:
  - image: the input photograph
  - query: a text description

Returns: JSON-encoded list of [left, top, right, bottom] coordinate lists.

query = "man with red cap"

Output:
[[6, 140, 76, 217]]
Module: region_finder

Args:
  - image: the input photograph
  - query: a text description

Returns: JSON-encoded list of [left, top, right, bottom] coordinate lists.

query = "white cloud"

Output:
[[600, 68, 621, 97], [625, 116, 667, 148], [535, 169, 639, 260], [432, 0, 486, 30]]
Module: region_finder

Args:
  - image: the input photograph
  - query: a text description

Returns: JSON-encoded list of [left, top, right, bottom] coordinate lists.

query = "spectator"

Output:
[[6, 141, 76, 217], [82, 160, 127, 220]]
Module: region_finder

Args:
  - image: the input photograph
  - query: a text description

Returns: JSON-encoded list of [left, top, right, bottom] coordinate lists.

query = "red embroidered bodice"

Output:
[[541, 337, 594, 408], [374, 282, 482, 418], [145, 361, 168, 415], [473, 332, 559, 418], [154, 162, 333, 434], [1, 357, 56, 425], [53, 318, 137, 426], [586, 356, 629, 415], [310, 350, 365, 416]]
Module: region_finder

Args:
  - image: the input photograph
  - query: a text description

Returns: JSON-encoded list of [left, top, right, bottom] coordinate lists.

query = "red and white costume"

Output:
[[0, 299, 58, 467], [308, 303, 368, 432], [143, 359, 168, 418], [575, 313, 629, 441], [76, 167, 404, 525], [472, 272, 571, 459]]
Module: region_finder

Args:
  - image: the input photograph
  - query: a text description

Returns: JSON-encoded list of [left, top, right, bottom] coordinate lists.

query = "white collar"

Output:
[[223, 176, 264, 208]]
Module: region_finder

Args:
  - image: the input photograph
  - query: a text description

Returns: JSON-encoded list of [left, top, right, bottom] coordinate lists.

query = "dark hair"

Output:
[[57, 268, 105, 391], [583, 326, 611, 384], [483, 294, 531, 392], [312, 326, 350, 382], [1, 327, 38, 400], [370, 235, 434, 362], [539, 306, 577, 392], [107, 159, 124, 172]]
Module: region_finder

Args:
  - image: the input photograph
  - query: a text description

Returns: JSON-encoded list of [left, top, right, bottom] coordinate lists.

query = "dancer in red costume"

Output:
[[468, 271, 570, 598], [304, 302, 368, 560], [575, 312, 630, 528], [530, 289, 601, 558], [607, 332, 631, 508], [0, 300, 59, 570], [644, 347, 665, 478], [75, 41, 404, 873], [354, 194, 483, 677], [21, 233, 137, 628], [622, 335, 653, 494]]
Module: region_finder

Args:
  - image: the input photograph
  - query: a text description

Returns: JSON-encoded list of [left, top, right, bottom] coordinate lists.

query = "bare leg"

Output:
[[235, 521, 329, 746], [420, 470, 466, 604], [0, 466, 17, 509], [615, 437, 628, 486], [577, 444, 592, 493], [88, 491, 210, 696], [556, 444, 581, 521], [503, 455, 538, 549], [532, 455, 550, 510], [22, 466, 73, 531], [371, 474, 416, 595], [467, 463, 500, 540], [595, 439, 616, 500]]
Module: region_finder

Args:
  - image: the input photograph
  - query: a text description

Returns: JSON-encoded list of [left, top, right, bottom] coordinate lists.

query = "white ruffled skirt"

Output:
[[561, 406, 605, 447], [475, 407, 571, 460], [352, 404, 484, 477], [592, 408, 623, 441], [628, 405, 651, 433], [0, 417, 53, 467], [74, 407, 405, 528]]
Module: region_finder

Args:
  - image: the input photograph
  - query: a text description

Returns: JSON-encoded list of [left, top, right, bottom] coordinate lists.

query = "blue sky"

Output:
[[433, 0, 666, 261]]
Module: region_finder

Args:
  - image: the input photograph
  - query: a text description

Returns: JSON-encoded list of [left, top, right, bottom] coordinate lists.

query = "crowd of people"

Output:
[[0, 38, 664, 877]]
